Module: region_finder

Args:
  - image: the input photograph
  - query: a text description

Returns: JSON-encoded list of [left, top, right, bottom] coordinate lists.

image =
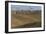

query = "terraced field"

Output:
[[11, 11, 41, 28]]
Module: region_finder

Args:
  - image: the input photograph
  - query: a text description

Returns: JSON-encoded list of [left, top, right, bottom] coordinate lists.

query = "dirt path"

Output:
[[15, 14, 40, 22], [21, 15, 39, 21]]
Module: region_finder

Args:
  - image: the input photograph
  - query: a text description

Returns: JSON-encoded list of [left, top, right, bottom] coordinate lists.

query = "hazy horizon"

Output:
[[11, 5, 41, 11]]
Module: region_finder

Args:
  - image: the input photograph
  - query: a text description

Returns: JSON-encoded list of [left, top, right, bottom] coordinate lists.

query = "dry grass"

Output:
[[11, 11, 41, 28]]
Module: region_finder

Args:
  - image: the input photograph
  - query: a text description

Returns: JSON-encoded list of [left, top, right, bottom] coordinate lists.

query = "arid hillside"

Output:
[[11, 10, 41, 28]]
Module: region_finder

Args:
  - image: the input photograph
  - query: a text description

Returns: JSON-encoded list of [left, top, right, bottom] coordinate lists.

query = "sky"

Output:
[[11, 5, 41, 11]]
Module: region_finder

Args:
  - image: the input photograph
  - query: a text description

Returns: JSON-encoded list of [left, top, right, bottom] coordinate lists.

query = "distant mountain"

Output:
[[11, 5, 41, 11]]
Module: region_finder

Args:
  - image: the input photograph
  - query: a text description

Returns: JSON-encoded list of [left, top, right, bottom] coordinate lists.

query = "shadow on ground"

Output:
[[11, 22, 41, 28]]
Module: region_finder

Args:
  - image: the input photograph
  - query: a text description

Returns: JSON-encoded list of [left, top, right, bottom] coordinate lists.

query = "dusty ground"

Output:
[[11, 11, 41, 28]]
